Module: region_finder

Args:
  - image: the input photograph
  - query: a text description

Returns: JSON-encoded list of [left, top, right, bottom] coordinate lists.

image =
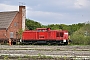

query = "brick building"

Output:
[[0, 6, 26, 44]]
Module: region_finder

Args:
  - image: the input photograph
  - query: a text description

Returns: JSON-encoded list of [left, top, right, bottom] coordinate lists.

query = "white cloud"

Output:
[[74, 0, 90, 8], [27, 10, 63, 18], [0, 4, 18, 11]]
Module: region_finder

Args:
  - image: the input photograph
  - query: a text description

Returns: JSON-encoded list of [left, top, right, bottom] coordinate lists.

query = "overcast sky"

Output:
[[0, 0, 90, 25]]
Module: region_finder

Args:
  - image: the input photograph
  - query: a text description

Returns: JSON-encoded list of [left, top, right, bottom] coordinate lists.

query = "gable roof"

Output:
[[0, 11, 18, 29]]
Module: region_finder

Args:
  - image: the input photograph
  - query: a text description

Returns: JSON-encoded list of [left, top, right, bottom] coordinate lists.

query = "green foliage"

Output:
[[18, 29, 23, 39], [70, 24, 90, 45], [26, 19, 42, 30]]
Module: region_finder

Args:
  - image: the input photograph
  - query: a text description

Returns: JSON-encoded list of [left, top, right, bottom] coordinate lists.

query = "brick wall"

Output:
[[0, 29, 7, 39], [0, 6, 26, 41]]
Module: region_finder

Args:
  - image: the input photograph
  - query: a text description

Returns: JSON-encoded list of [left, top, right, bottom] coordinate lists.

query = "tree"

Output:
[[26, 19, 42, 30], [17, 29, 23, 39]]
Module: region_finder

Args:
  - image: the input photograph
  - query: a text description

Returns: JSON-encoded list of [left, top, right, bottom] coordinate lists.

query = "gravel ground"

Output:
[[0, 45, 90, 60]]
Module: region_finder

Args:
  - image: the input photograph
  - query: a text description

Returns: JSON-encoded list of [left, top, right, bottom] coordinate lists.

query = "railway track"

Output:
[[0, 45, 90, 60]]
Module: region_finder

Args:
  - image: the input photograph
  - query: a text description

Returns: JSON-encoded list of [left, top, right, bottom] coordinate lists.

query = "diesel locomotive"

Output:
[[21, 28, 69, 45]]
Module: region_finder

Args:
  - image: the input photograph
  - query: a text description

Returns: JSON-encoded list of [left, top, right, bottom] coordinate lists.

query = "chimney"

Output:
[[19, 6, 26, 30]]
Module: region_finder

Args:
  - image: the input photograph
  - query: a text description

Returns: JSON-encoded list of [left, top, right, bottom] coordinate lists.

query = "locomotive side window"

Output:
[[56, 32, 59, 37], [60, 32, 63, 37], [37, 28, 49, 32], [56, 32, 63, 37], [37, 30, 40, 32], [37, 29, 47, 32]]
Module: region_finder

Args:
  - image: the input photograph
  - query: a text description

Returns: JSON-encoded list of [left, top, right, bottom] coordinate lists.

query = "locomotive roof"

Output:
[[0, 11, 18, 29], [36, 28, 47, 30]]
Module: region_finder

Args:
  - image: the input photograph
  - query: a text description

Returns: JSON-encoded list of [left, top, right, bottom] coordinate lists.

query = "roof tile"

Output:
[[0, 11, 18, 29]]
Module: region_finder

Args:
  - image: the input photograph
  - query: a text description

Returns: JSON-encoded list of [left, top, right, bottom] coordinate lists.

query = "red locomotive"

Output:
[[21, 28, 69, 45]]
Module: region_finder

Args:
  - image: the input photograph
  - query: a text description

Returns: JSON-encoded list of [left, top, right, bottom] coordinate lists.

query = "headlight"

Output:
[[63, 39, 66, 42]]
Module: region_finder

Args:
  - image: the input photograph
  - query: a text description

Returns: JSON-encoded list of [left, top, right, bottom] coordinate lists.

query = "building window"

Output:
[[10, 32, 14, 38], [14, 23, 18, 26]]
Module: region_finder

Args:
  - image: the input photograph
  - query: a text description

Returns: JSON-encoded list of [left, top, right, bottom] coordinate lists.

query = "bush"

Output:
[[70, 24, 90, 45]]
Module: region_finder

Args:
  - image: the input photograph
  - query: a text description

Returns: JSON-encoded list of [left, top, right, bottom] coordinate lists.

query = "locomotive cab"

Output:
[[56, 30, 69, 45]]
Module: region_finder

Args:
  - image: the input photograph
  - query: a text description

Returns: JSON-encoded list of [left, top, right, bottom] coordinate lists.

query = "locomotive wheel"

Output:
[[64, 42, 68, 45], [47, 42, 51, 45]]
